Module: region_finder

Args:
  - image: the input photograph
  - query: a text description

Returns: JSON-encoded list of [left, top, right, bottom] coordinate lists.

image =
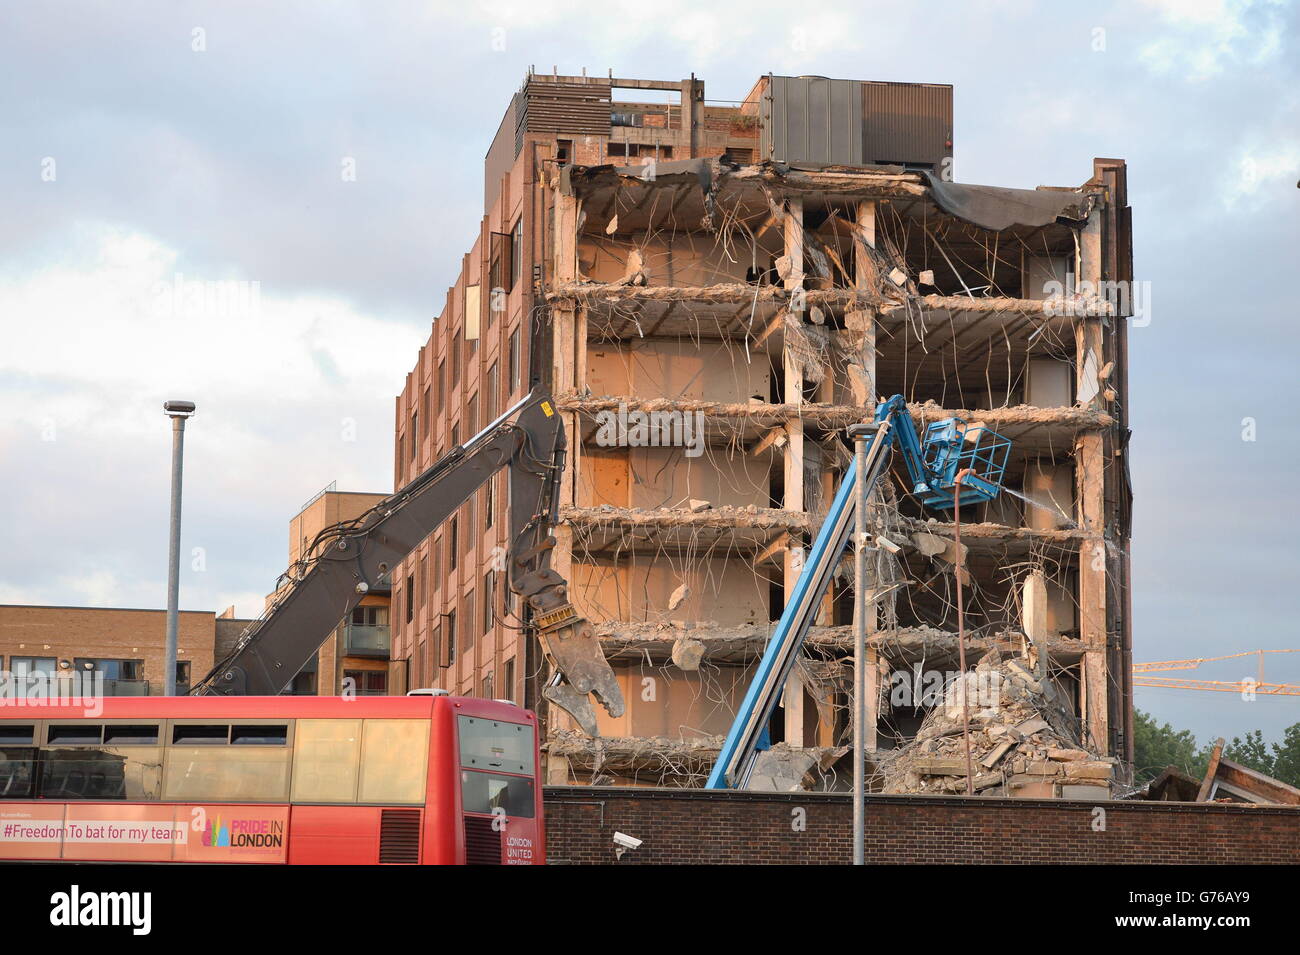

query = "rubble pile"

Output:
[[879, 650, 1117, 798]]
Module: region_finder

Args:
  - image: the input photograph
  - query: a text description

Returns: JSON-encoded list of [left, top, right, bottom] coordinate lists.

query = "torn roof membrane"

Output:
[[559, 158, 1094, 234], [922, 170, 1092, 231]]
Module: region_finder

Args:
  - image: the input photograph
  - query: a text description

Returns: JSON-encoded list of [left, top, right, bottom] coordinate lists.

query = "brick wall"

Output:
[[0, 604, 217, 694], [543, 786, 1300, 865]]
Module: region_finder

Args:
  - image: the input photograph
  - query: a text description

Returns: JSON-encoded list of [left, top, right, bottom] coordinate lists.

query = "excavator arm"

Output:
[[192, 389, 625, 735]]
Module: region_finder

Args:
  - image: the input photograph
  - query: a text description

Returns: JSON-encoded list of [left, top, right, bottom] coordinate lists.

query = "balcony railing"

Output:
[[73, 677, 152, 697], [344, 624, 391, 659], [5, 676, 154, 697]]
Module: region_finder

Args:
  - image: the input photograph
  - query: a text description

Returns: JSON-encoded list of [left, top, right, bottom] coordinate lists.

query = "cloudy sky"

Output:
[[1, 1, 1296, 744]]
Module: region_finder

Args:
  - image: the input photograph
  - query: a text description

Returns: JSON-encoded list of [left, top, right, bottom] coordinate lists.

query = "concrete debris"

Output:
[[667, 583, 691, 611], [749, 744, 849, 793], [910, 532, 948, 558], [561, 503, 812, 533], [687, 499, 712, 512], [670, 635, 706, 671], [879, 650, 1115, 798]]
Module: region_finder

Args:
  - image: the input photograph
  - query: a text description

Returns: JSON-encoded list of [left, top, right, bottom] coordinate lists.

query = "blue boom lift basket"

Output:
[[916, 417, 1012, 510]]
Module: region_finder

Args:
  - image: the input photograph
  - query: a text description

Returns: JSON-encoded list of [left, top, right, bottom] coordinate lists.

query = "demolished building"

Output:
[[390, 71, 1135, 791]]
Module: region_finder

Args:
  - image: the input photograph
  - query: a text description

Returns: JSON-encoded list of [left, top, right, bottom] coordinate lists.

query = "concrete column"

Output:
[[1075, 208, 1109, 753], [781, 197, 807, 746]]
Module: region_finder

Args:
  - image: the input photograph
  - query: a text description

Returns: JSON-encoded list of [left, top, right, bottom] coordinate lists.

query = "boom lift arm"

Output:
[[705, 396, 1010, 789], [192, 389, 625, 736]]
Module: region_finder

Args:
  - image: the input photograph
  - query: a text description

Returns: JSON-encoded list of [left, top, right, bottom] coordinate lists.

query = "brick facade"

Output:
[[543, 787, 1300, 865], [0, 604, 221, 694]]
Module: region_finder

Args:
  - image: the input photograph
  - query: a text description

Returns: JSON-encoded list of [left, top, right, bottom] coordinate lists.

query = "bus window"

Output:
[[0, 725, 36, 746], [358, 720, 429, 804], [37, 747, 162, 801], [457, 717, 534, 775], [232, 725, 288, 745], [0, 748, 36, 799], [291, 719, 361, 802], [460, 771, 535, 818], [164, 746, 290, 802]]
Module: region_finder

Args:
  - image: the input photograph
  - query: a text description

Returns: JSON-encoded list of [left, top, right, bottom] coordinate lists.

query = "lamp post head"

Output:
[[163, 400, 196, 418]]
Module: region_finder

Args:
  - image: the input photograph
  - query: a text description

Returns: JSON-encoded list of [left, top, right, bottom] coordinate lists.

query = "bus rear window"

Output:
[[457, 717, 534, 775], [460, 771, 535, 818]]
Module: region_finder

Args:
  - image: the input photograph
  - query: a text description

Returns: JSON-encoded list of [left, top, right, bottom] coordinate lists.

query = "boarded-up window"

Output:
[[465, 284, 481, 341]]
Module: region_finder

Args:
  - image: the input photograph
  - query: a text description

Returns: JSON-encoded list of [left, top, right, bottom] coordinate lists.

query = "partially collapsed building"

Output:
[[390, 71, 1135, 793]]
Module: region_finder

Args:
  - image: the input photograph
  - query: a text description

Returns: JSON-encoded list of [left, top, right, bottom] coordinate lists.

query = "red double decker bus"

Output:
[[0, 693, 543, 865]]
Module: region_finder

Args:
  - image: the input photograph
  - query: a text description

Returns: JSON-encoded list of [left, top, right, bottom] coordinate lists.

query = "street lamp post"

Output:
[[163, 400, 196, 696], [846, 422, 877, 867]]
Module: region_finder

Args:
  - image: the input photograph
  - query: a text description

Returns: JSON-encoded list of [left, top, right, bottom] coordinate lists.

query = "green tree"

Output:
[[1132, 709, 1208, 783], [1223, 729, 1274, 777], [1266, 723, 1300, 788]]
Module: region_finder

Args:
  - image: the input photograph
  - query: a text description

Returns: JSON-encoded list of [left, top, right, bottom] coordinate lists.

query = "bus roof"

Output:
[[0, 695, 534, 722]]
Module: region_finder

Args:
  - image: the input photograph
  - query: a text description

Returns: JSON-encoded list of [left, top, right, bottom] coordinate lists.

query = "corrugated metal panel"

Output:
[[861, 81, 952, 169], [518, 79, 611, 140], [762, 75, 863, 166]]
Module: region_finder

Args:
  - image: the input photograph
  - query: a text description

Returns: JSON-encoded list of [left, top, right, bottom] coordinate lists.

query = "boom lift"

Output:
[[192, 389, 626, 737], [705, 395, 1011, 789]]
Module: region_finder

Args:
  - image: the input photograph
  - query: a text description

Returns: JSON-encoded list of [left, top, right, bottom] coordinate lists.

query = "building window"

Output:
[[510, 217, 522, 290], [467, 393, 478, 437], [437, 360, 446, 409], [463, 590, 476, 651], [431, 534, 441, 598], [508, 327, 521, 394], [344, 670, 387, 697], [465, 499, 475, 562], [484, 477, 494, 531], [557, 139, 572, 163], [74, 659, 144, 695], [175, 661, 191, 692], [483, 570, 495, 635], [9, 657, 56, 696], [448, 517, 458, 570], [405, 573, 415, 623], [485, 361, 498, 424], [489, 231, 511, 308], [481, 673, 493, 701], [503, 658, 515, 703], [352, 606, 386, 627], [446, 611, 457, 666], [419, 556, 427, 607], [420, 386, 430, 438]]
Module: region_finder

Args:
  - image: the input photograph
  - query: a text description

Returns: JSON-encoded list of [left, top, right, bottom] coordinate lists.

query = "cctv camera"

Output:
[[612, 831, 642, 859]]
